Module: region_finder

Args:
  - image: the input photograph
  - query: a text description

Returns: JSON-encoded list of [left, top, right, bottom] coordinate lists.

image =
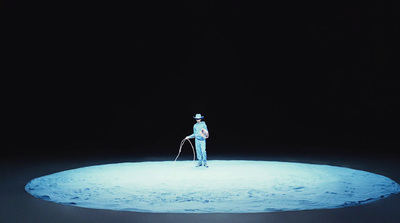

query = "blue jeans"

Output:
[[195, 139, 207, 164]]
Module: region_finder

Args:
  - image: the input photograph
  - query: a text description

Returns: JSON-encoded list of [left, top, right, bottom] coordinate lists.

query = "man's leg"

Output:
[[200, 140, 207, 167], [195, 139, 202, 166]]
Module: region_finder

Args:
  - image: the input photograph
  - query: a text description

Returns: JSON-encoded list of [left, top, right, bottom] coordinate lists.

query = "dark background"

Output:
[[3, 2, 399, 161]]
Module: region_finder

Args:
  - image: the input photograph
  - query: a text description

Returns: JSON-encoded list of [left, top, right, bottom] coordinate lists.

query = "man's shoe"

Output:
[[196, 163, 202, 167]]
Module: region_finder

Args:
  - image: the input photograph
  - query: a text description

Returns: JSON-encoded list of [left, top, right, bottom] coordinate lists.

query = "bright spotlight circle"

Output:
[[25, 161, 400, 213]]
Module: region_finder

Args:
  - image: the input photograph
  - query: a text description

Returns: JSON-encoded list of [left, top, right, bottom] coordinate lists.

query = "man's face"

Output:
[[196, 119, 201, 123]]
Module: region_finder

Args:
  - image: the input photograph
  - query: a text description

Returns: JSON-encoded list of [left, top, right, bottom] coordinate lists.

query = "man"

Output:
[[186, 114, 209, 168]]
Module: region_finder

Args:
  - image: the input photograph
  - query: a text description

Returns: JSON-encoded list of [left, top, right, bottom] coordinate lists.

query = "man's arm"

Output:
[[186, 126, 195, 139], [200, 122, 209, 138], [203, 122, 208, 132]]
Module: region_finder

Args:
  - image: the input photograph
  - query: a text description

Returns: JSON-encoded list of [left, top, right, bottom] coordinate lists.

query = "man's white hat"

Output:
[[193, 114, 204, 119]]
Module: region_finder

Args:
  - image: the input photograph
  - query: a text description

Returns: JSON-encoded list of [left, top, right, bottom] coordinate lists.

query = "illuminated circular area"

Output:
[[25, 161, 400, 213]]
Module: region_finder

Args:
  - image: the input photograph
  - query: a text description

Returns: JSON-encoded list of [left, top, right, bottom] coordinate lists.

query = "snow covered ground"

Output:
[[25, 161, 400, 213]]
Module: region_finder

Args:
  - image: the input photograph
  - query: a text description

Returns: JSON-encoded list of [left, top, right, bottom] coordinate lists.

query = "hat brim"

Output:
[[193, 116, 204, 119]]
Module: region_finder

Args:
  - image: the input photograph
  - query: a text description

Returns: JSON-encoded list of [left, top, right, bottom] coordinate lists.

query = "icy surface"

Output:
[[25, 161, 400, 213]]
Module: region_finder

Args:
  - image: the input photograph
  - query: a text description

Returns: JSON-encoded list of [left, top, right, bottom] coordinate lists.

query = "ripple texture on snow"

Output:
[[25, 161, 400, 213]]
